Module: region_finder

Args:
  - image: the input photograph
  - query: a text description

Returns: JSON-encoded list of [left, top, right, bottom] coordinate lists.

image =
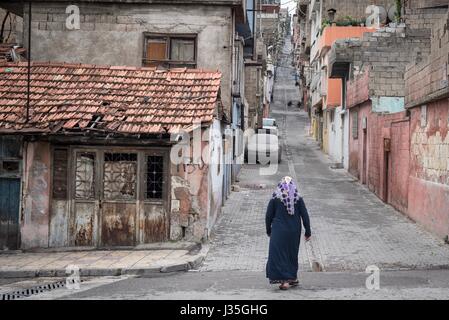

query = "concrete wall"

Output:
[[24, 2, 234, 115], [405, 7, 449, 108], [245, 64, 262, 128], [408, 99, 449, 238], [0, 8, 21, 43], [21, 141, 51, 249]]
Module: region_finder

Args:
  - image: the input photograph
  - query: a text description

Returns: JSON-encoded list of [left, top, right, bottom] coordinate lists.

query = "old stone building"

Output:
[[0, 62, 224, 250], [327, 0, 449, 239], [306, 0, 396, 153], [404, 3, 449, 238], [293, 0, 449, 239]]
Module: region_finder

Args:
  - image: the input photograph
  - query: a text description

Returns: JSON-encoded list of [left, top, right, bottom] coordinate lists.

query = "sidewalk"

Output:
[[0, 243, 208, 278]]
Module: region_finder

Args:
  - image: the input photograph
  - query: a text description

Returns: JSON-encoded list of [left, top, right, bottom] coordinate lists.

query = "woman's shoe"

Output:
[[289, 279, 299, 287], [279, 282, 290, 290]]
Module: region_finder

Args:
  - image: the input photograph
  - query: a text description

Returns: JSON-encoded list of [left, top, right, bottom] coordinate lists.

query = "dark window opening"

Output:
[[143, 34, 196, 69], [52, 149, 68, 200], [2, 160, 19, 173], [145, 155, 164, 199]]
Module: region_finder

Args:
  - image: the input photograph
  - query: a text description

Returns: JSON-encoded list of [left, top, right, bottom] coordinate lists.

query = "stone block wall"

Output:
[[0, 8, 21, 43], [245, 64, 262, 128], [323, 0, 395, 22], [405, 8, 449, 107]]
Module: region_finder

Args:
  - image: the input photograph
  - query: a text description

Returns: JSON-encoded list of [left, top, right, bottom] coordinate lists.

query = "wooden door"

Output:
[[71, 150, 98, 246], [100, 152, 138, 247], [0, 178, 20, 250]]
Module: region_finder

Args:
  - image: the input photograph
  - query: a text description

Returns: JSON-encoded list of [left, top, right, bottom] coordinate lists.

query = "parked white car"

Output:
[[262, 118, 279, 135]]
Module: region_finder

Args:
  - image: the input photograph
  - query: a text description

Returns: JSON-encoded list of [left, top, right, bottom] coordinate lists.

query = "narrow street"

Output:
[[3, 39, 449, 300]]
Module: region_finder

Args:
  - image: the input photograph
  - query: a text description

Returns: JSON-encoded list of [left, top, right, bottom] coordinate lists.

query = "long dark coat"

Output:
[[265, 197, 311, 282]]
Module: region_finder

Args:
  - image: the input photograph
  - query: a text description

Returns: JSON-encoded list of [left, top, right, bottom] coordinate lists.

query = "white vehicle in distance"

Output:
[[245, 132, 282, 164], [262, 118, 278, 135]]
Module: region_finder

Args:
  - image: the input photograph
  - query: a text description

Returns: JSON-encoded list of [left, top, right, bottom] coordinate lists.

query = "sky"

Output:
[[281, 0, 297, 16]]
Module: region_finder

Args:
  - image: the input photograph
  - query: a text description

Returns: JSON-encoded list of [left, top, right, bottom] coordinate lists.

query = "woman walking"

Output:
[[266, 176, 312, 290]]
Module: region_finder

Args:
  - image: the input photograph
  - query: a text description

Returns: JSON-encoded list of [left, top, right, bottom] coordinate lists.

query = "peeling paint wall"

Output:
[[169, 121, 224, 242], [21, 141, 51, 249], [408, 99, 449, 238], [349, 102, 410, 209], [208, 120, 225, 231]]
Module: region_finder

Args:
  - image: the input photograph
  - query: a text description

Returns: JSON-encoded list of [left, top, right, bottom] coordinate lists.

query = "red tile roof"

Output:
[[0, 62, 221, 135]]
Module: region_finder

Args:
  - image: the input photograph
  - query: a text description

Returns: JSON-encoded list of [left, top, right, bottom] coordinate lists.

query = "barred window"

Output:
[[103, 153, 137, 200], [145, 155, 164, 200], [75, 152, 95, 200]]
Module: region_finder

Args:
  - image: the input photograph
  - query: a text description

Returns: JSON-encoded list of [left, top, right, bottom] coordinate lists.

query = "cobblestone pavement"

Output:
[[201, 40, 449, 273]]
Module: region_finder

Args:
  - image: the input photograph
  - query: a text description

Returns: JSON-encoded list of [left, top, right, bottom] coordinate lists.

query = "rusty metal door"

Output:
[[141, 152, 169, 243], [100, 152, 138, 247], [71, 150, 98, 246]]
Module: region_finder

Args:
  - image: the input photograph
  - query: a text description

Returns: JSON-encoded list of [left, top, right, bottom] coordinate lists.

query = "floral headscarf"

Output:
[[272, 176, 300, 215]]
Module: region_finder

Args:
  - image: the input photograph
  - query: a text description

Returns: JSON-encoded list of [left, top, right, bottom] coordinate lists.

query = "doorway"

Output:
[[0, 178, 20, 250], [68, 147, 168, 247]]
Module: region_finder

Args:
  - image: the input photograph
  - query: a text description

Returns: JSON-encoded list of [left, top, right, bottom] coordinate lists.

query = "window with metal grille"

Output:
[[75, 152, 95, 199], [145, 155, 164, 199], [103, 153, 137, 200], [52, 148, 68, 200]]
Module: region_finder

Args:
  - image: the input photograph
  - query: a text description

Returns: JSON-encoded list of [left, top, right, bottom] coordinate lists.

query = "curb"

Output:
[[0, 244, 210, 279]]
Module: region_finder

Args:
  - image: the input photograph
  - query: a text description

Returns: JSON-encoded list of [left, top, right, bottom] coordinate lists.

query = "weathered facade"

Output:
[[304, 0, 396, 150], [0, 63, 224, 249], [404, 3, 449, 238], [324, 0, 449, 239], [1, 0, 245, 122]]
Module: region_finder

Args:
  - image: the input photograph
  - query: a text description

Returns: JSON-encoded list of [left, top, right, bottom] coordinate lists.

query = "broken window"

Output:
[[144, 34, 196, 68], [145, 155, 164, 200], [75, 152, 95, 199], [103, 153, 137, 200], [53, 149, 68, 200]]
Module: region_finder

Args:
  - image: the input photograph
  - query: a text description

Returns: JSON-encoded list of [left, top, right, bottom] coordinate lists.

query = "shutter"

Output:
[[146, 40, 167, 67]]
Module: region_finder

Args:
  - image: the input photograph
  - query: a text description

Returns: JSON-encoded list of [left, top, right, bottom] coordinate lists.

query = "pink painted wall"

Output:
[[21, 141, 51, 249], [349, 102, 410, 209], [408, 99, 449, 238]]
